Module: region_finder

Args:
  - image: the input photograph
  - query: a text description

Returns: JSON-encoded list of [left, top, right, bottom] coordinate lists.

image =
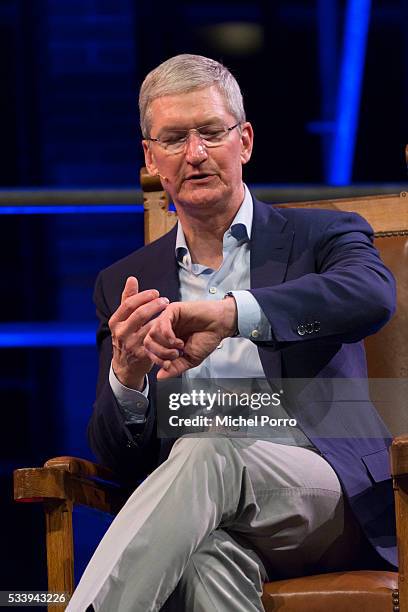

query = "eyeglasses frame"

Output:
[[145, 122, 242, 154]]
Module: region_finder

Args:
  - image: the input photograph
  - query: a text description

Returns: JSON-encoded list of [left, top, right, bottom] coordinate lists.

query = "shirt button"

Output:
[[250, 329, 260, 339], [209, 287, 217, 294]]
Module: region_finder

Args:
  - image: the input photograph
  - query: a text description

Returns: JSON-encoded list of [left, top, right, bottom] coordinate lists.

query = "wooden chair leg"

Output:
[[44, 499, 74, 612]]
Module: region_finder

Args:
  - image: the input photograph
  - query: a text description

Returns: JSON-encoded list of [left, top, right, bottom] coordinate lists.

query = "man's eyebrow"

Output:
[[158, 118, 226, 132]]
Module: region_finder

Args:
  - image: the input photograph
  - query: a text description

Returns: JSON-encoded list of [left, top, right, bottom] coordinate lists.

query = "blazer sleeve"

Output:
[[87, 271, 159, 483], [250, 212, 396, 349]]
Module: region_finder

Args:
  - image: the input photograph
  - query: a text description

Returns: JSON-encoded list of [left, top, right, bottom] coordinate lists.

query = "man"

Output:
[[67, 54, 396, 612]]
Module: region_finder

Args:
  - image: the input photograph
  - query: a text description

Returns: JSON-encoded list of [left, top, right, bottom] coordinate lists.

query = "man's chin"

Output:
[[176, 184, 225, 209]]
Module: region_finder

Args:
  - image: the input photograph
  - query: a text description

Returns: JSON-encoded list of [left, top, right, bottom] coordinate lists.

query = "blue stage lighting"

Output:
[[0, 323, 96, 347], [0, 205, 144, 215], [329, 0, 372, 185]]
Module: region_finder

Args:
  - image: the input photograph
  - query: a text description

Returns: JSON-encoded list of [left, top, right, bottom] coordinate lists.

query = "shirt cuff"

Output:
[[228, 290, 272, 341], [109, 363, 149, 424]]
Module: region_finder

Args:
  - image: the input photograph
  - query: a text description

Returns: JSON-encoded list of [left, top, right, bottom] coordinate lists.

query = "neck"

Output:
[[182, 220, 228, 269], [176, 186, 245, 268]]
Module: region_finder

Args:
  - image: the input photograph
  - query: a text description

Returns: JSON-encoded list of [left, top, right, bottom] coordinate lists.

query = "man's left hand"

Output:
[[143, 297, 238, 379]]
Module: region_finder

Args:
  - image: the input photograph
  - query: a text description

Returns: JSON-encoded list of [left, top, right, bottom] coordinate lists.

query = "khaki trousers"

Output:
[[67, 437, 363, 612]]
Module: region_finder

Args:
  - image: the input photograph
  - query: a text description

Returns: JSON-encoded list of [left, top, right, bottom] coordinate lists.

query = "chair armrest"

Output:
[[14, 456, 128, 515], [13, 457, 130, 601], [44, 455, 117, 481]]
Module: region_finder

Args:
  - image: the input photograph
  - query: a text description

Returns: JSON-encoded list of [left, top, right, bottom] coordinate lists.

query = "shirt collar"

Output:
[[175, 184, 253, 264]]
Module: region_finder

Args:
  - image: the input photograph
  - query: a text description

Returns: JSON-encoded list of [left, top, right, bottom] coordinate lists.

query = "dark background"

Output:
[[1, 0, 407, 595]]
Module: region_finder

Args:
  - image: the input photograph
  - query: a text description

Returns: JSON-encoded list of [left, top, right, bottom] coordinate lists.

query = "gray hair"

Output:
[[139, 54, 246, 137]]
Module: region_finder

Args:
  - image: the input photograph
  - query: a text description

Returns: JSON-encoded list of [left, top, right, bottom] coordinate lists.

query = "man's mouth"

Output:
[[185, 173, 215, 181]]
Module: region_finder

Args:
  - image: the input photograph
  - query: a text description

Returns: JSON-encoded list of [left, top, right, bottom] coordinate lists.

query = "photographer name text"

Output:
[[168, 415, 297, 428]]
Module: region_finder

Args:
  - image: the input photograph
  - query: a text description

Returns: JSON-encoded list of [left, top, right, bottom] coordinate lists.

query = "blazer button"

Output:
[[305, 322, 314, 334], [297, 324, 306, 336], [313, 321, 321, 332]]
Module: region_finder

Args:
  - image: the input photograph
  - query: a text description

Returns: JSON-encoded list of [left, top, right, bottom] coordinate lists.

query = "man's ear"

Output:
[[142, 140, 158, 176], [240, 122, 254, 165]]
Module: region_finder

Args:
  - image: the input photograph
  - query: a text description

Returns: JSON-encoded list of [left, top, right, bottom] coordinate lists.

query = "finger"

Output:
[[123, 297, 172, 334], [148, 314, 184, 349], [110, 289, 161, 325], [121, 276, 139, 302], [110, 299, 172, 355], [156, 356, 192, 379], [144, 347, 170, 369], [143, 334, 181, 361], [134, 316, 169, 341], [127, 317, 182, 356]]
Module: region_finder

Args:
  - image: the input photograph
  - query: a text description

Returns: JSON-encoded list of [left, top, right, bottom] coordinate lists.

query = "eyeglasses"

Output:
[[146, 123, 241, 154]]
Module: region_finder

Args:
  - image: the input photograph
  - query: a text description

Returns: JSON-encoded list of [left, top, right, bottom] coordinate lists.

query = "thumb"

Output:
[[121, 276, 139, 302]]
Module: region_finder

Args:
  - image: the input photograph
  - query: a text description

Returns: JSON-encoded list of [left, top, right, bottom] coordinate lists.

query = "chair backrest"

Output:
[[140, 168, 177, 244], [140, 168, 408, 433]]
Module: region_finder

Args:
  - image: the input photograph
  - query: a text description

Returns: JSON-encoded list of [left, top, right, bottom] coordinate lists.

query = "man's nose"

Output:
[[184, 132, 208, 164]]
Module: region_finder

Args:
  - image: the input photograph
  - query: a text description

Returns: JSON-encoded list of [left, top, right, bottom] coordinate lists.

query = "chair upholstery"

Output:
[[261, 570, 399, 611], [14, 165, 408, 611]]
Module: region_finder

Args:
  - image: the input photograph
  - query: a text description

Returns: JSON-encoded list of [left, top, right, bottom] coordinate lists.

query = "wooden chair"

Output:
[[14, 166, 408, 612]]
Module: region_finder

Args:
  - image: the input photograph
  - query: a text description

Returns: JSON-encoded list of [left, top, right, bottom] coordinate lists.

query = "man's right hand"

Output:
[[109, 276, 169, 391]]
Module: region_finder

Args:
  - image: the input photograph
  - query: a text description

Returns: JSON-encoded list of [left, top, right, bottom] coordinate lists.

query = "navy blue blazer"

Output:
[[89, 197, 397, 567]]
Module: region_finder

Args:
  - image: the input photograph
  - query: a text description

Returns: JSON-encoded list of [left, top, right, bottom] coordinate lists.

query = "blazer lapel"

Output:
[[251, 198, 294, 381]]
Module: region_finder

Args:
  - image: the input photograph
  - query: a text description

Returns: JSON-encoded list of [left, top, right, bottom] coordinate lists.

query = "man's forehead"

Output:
[[148, 86, 234, 131]]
